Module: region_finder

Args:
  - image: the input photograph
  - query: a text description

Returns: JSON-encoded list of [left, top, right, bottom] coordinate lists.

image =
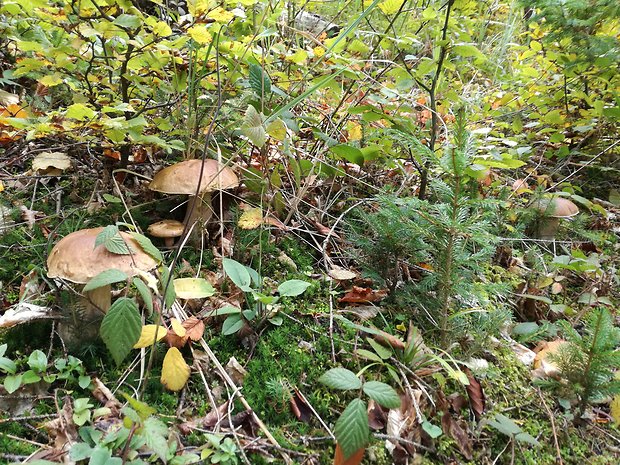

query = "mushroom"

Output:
[[532, 197, 579, 240], [149, 160, 238, 234], [147, 219, 184, 247], [47, 227, 158, 316]]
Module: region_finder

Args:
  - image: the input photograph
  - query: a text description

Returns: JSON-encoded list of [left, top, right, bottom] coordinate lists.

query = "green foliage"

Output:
[[216, 258, 311, 336], [353, 109, 507, 348], [549, 308, 620, 416], [99, 297, 142, 365], [320, 367, 399, 459]]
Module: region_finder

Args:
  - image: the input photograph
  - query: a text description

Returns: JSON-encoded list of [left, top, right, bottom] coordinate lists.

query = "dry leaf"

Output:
[[339, 286, 388, 304], [226, 356, 248, 385], [133, 325, 167, 348], [328, 267, 357, 281], [32, 151, 71, 174], [290, 388, 312, 423], [0, 303, 51, 328], [368, 399, 388, 430], [20, 205, 40, 229], [183, 316, 205, 341], [161, 347, 191, 391], [464, 368, 485, 420], [532, 339, 567, 379], [333, 444, 365, 465], [338, 305, 379, 321]]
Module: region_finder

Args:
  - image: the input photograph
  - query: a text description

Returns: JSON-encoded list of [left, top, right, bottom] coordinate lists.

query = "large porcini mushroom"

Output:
[[149, 160, 238, 232], [47, 228, 158, 315], [532, 197, 579, 240], [147, 219, 184, 247]]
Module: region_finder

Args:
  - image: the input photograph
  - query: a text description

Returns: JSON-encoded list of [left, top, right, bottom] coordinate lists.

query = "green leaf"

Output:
[[133, 277, 153, 315], [249, 63, 271, 97], [4, 374, 22, 394], [79, 376, 91, 389], [356, 349, 383, 362], [88, 446, 122, 465], [422, 420, 442, 438], [319, 368, 362, 390], [277, 279, 311, 297], [21, 370, 41, 384], [27, 350, 47, 372], [159, 266, 176, 310], [543, 110, 563, 125], [222, 314, 244, 335], [143, 417, 170, 461], [100, 298, 142, 365], [130, 233, 163, 262], [334, 399, 369, 459], [362, 381, 401, 409], [70, 443, 94, 461], [83, 269, 128, 292], [453, 44, 486, 61], [0, 356, 17, 374], [95, 226, 131, 255], [266, 118, 287, 141], [330, 144, 364, 165], [113, 14, 141, 29], [65, 103, 95, 121], [241, 105, 266, 147], [222, 258, 253, 292]]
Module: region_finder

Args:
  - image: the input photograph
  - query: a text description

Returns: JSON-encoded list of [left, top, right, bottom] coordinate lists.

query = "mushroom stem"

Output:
[[85, 284, 112, 315], [183, 193, 214, 243], [537, 217, 560, 241]]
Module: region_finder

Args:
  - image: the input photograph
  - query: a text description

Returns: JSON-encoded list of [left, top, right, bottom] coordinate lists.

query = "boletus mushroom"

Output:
[[47, 227, 158, 316], [148, 160, 238, 234], [147, 219, 184, 247], [532, 197, 579, 240]]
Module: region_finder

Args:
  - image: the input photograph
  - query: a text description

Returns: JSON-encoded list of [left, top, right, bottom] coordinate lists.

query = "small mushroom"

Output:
[[147, 219, 184, 247], [47, 228, 158, 316], [532, 197, 579, 240], [149, 160, 239, 236]]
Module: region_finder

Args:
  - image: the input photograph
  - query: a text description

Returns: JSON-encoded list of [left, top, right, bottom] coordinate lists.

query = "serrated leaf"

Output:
[[238, 207, 263, 229], [277, 279, 311, 297], [319, 368, 361, 390], [362, 381, 401, 409], [161, 347, 191, 391], [173, 278, 215, 299], [222, 258, 252, 291], [249, 63, 271, 97], [133, 325, 167, 348], [133, 277, 153, 314], [241, 105, 266, 147], [130, 233, 163, 262], [334, 399, 369, 459], [95, 225, 131, 255], [84, 269, 128, 292], [143, 417, 170, 461], [100, 298, 142, 365]]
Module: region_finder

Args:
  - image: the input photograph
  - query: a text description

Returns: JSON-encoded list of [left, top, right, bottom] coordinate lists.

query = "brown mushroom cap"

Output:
[[149, 159, 239, 195], [47, 227, 158, 284], [147, 220, 184, 238], [534, 197, 579, 218]]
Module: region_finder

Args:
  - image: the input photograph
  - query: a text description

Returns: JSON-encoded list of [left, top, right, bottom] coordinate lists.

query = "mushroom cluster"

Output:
[[148, 159, 238, 234]]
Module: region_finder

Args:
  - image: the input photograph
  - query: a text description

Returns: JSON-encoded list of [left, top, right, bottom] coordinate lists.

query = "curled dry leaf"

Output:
[[367, 399, 388, 430], [337, 305, 379, 321], [178, 401, 229, 434], [438, 391, 473, 460], [0, 303, 52, 328], [463, 368, 485, 421], [32, 151, 71, 174], [226, 356, 248, 385], [290, 388, 313, 423], [328, 267, 357, 281], [532, 339, 567, 379], [20, 205, 40, 229]]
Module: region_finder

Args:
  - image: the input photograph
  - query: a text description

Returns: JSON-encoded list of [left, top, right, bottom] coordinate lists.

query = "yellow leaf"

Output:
[[161, 347, 191, 391], [347, 122, 362, 141], [286, 50, 308, 65], [187, 25, 212, 44], [209, 6, 234, 23], [170, 318, 187, 337], [238, 207, 263, 230], [313, 46, 325, 58], [379, 0, 401, 15], [133, 325, 167, 348], [39, 73, 64, 87], [0, 180, 4, 192], [611, 395, 620, 424]]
